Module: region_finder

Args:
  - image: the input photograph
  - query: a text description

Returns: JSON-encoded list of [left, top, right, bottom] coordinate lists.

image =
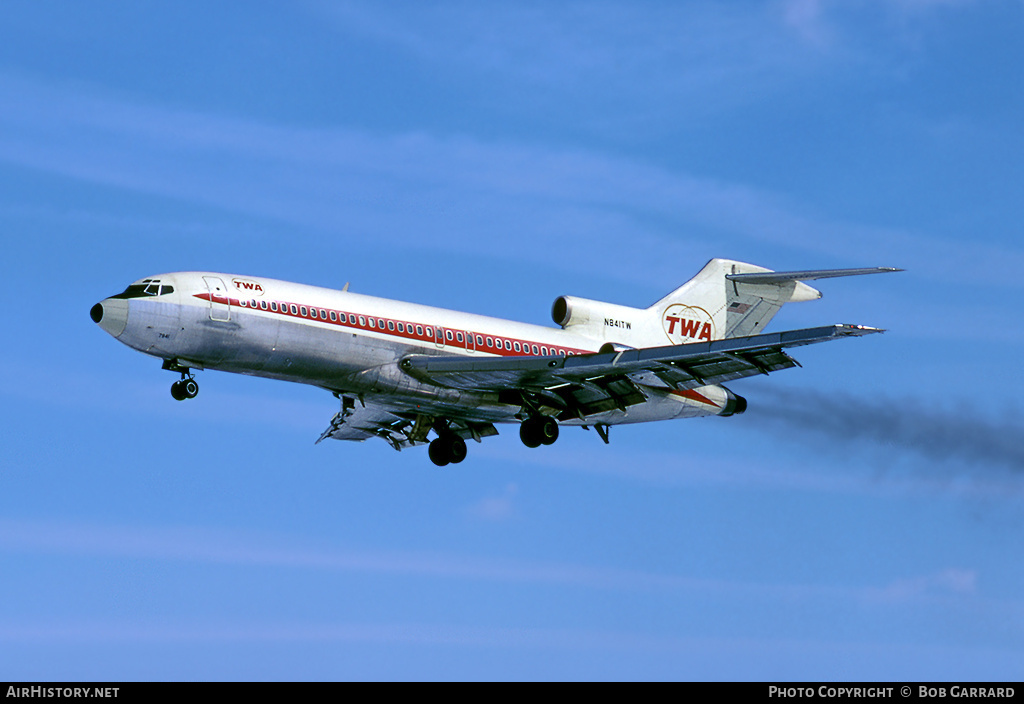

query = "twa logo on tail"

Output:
[[663, 304, 714, 343], [232, 278, 265, 295]]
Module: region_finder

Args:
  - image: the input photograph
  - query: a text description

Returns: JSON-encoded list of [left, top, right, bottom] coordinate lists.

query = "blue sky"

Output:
[[1, 0, 1022, 681]]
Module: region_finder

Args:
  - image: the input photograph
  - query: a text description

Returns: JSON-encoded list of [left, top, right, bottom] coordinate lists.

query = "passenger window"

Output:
[[358, 316, 365, 325], [290, 304, 298, 315], [330, 311, 337, 322], [476, 335, 483, 345], [456, 332, 464, 343], [446, 330, 453, 341], [541, 347, 548, 355], [514, 342, 521, 352], [270, 302, 277, 312], [349, 314, 356, 324], [319, 309, 326, 319], [388, 321, 395, 331], [378, 319, 385, 328], [426, 328, 433, 338], [505, 340, 512, 351], [486, 337, 493, 347], [532, 345, 539, 355], [416, 325, 423, 336], [369, 319, 375, 328]]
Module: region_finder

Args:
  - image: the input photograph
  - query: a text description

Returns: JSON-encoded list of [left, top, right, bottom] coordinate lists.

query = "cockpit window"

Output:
[[110, 281, 174, 299]]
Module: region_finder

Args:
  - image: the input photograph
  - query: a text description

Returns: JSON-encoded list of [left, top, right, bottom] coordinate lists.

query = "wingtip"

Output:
[[837, 324, 886, 335]]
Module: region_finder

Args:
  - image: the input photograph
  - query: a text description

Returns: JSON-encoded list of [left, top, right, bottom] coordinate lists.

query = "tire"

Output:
[[170, 381, 187, 401], [183, 379, 199, 399], [428, 438, 450, 467], [539, 417, 559, 445], [519, 419, 542, 448], [448, 436, 467, 464]]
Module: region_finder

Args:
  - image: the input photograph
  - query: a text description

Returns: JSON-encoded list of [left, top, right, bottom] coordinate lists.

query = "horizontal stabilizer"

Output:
[[726, 267, 902, 285]]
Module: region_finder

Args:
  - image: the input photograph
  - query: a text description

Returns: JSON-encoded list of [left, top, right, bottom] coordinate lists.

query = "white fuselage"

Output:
[[93, 272, 735, 427]]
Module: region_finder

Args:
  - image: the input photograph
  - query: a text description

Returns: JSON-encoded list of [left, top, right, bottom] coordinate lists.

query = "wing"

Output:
[[316, 395, 498, 451], [400, 324, 882, 418]]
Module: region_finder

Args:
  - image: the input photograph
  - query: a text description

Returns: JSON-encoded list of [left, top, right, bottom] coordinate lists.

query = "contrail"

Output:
[[742, 386, 1024, 472]]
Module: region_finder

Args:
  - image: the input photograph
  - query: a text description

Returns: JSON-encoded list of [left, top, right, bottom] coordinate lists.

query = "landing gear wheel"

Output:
[[520, 417, 559, 447], [170, 380, 187, 401], [538, 417, 559, 445], [519, 419, 542, 448], [428, 438, 451, 467], [171, 377, 199, 401], [428, 434, 468, 466], [447, 436, 467, 464]]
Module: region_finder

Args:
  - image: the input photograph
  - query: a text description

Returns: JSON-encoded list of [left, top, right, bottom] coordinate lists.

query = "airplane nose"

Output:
[[91, 298, 128, 337]]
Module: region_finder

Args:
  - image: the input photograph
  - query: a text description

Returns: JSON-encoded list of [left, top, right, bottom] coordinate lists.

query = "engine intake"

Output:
[[551, 295, 645, 334]]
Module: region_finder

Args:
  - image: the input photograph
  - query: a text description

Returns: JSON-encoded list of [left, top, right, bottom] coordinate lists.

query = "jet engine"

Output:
[[551, 296, 645, 333], [720, 388, 747, 416]]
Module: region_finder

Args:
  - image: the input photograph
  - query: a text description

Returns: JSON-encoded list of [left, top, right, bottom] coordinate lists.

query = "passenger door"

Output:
[[203, 276, 231, 321]]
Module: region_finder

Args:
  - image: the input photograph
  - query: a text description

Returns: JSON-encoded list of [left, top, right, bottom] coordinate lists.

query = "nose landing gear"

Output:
[[164, 359, 199, 401], [170, 376, 199, 401]]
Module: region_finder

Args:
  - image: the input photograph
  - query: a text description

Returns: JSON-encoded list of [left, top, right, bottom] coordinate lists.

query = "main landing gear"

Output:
[[428, 433, 467, 467], [164, 360, 199, 401], [519, 416, 559, 448]]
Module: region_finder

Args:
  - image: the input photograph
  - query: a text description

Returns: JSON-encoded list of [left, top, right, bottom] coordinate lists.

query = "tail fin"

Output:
[[648, 259, 900, 342]]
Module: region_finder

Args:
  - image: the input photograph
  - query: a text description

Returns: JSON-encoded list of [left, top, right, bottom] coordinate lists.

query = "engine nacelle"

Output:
[[551, 296, 646, 339], [720, 389, 747, 417]]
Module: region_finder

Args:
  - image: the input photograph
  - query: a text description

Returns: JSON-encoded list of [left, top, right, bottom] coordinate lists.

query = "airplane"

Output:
[[90, 258, 900, 466]]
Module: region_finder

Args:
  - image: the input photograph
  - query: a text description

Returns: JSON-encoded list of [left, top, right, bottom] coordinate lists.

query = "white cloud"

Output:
[[0, 517, 1000, 608], [465, 483, 519, 522], [0, 72, 1018, 295], [318, 2, 818, 102], [872, 568, 979, 602], [780, 0, 835, 47], [0, 518, 720, 593]]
